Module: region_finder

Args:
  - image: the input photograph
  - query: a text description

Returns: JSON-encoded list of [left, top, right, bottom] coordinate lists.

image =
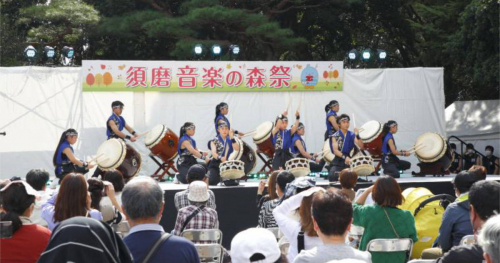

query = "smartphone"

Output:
[[0, 221, 13, 239]]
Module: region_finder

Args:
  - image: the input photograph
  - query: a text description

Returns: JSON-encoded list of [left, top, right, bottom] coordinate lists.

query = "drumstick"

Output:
[[286, 96, 291, 113], [240, 130, 256, 135], [409, 144, 426, 154], [408, 143, 424, 151], [352, 113, 357, 129], [87, 153, 104, 163], [297, 97, 302, 111], [136, 131, 150, 138], [240, 131, 257, 138], [358, 128, 365, 133]]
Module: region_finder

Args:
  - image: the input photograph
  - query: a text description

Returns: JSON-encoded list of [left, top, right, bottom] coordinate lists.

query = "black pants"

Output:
[[207, 159, 222, 186], [176, 156, 200, 184], [328, 157, 349, 181], [310, 159, 326, 173], [272, 149, 293, 171], [382, 155, 411, 178]]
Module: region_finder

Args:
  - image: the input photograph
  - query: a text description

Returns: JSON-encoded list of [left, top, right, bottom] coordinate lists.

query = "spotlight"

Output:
[[362, 49, 371, 60], [24, 45, 37, 60], [211, 45, 221, 56], [230, 45, 240, 55], [348, 49, 357, 60], [194, 44, 203, 55], [62, 46, 74, 59], [44, 46, 55, 59], [378, 49, 387, 60]]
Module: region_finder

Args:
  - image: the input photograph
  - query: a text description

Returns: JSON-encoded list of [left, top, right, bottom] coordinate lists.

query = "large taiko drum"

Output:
[[144, 124, 179, 162], [359, 120, 384, 158], [414, 132, 452, 170], [96, 138, 142, 181], [285, 158, 310, 177], [228, 138, 257, 176], [253, 121, 275, 159], [350, 154, 375, 176]]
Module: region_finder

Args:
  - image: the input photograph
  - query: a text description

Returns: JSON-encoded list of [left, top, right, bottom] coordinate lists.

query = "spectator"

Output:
[[273, 187, 324, 262], [41, 173, 102, 231], [259, 171, 295, 228], [449, 143, 462, 173], [422, 171, 477, 258], [257, 171, 279, 209], [38, 217, 133, 263], [26, 169, 51, 227], [338, 169, 358, 201], [353, 176, 418, 263], [294, 189, 371, 263], [231, 228, 287, 263], [478, 214, 500, 263], [0, 181, 51, 263], [463, 144, 480, 170], [88, 178, 123, 224], [174, 164, 216, 211], [122, 177, 199, 263], [438, 180, 500, 263], [469, 165, 487, 180], [174, 181, 219, 238], [0, 179, 11, 213], [101, 169, 125, 208], [478, 146, 499, 175]]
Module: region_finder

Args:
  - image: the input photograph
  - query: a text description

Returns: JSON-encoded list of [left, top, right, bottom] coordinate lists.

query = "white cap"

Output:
[[188, 181, 209, 202], [231, 228, 281, 263]]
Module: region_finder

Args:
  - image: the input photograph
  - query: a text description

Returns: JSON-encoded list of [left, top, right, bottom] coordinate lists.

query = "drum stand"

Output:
[[256, 150, 273, 173], [149, 154, 178, 181], [412, 162, 446, 177]]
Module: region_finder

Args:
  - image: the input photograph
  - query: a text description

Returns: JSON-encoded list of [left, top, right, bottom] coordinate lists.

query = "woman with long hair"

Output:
[[53, 128, 94, 182], [324, 100, 340, 140], [380, 120, 411, 178], [176, 122, 210, 184], [214, 102, 245, 136]]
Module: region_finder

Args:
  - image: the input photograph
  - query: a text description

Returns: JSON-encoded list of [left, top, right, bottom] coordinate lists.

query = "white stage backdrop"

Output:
[[0, 66, 445, 179]]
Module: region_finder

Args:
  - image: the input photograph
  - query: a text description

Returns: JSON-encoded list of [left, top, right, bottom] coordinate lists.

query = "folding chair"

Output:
[[111, 221, 130, 238], [460, 235, 475, 247], [181, 229, 223, 244], [367, 238, 413, 262], [195, 244, 223, 263]]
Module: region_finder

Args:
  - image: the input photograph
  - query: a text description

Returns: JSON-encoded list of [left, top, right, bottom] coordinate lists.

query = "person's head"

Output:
[[179, 122, 195, 137], [111, 100, 124, 115], [485, 146, 494, 157], [231, 228, 285, 263], [339, 169, 358, 190], [312, 189, 353, 239], [0, 179, 11, 212], [53, 128, 78, 166], [469, 180, 500, 232], [186, 164, 208, 184], [466, 143, 474, 152], [121, 177, 164, 224], [299, 193, 318, 237], [372, 175, 403, 207], [54, 173, 89, 223], [382, 120, 398, 138], [102, 169, 125, 192], [0, 181, 38, 234], [325, 100, 339, 113], [188, 181, 209, 206], [478, 215, 500, 263], [26, 168, 50, 191], [450, 143, 457, 150], [276, 171, 295, 198], [294, 122, 305, 136], [215, 102, 229, 120], [469, 165, 487, 181], [336, 114, 350, 130], [275, 115, 288, 130], [217, 121, 229, 137], [87, 178, 104, 211], [452, 171, 479, 196], [266, 171, 279, 200]]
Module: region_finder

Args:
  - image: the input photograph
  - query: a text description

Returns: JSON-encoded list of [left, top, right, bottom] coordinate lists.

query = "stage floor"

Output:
[[158, 174, 500, 248]]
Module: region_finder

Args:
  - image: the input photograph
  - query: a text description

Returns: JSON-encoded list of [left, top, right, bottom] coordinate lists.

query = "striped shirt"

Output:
[[258, 199, 279, 228]]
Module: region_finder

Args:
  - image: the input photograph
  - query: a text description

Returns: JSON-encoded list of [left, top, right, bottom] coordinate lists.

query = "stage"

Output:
[[158, 174, 500, 248]]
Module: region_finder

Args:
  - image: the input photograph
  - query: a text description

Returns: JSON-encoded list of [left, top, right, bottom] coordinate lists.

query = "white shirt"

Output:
[[100, 192, 122, 208], [128, 223, 165, 235], [31, 190, 50, 227]]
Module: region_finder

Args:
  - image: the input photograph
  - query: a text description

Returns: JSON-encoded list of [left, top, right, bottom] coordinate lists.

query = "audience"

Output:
[[231, 228, 287, 263], [38, 217, 133, 263], [438, 180, 500, 263], [259, 171, 295, 228], [0, 181, 51, 263], [101, 169, 126, 208], [478, 214, 500, 263], [174, 164, 216, 211], [469, 165, 487, 180], [121, 177, 199, 263], [338, 169, 358, 201], [257, 171, 279, 209], [274, 186, 324, 263], [26, 169, 51, 227], [294, 189, 371, 263], [41, 173, 102, 231], [88, 177, 123, 224], [353, 176, 418, 263], [174, 181, 219, 238]]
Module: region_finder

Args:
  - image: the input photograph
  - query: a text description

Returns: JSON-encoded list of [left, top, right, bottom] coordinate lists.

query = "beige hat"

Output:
[[188, 181, 209, 202], [231, 228, 281, 263]]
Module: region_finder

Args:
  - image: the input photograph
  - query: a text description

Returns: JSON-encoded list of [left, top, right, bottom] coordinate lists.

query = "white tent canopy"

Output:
[[446, 100, 500, 154]]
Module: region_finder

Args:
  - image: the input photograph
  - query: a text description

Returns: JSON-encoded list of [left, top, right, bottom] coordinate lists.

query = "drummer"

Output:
[[272, 110, 300, 170], [214, 102, 244, 136], [328, 114, 363, 181], [107, 101, 138, 141], [290, 122, 325, 173], [176, 122, 211, 184], [53, 129, 94, 183], [207, 121, 240, 185], [324, 100, 340, 140], [381, 120, 411, 178]]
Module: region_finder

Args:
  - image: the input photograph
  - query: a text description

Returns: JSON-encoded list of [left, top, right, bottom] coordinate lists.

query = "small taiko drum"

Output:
[[322, 139, 335, 163], [219, 160, 245, 180], [253, 121, 275, 159], [414, 132, 452, 170], [359, 120, 384, 158], [96, 138, 142, 181], [285, 158, 311, 177], [350, 154, 375, 176], [144, 124, 179, 162], [228, 138, 257, 175]]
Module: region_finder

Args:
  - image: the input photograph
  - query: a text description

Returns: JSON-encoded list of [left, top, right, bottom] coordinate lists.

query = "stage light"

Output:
[[24, 45, 37, 60], [62, 46, 74, 58], [44, 46, 55, 59], [378, 49, 387, 60], [348, 49, 357, 60], [362, 49, 371, 60], [230, 45, 240, 55], [212, 45, 221, 55], [194, 44, 203, 55]]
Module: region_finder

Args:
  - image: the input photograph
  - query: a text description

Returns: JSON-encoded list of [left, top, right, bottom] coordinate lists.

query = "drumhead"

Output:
[[144, 124, 167, 148], [322, 139, 335, 163], [415, 132, 446, 162], [228, 138, 244, 160], [253, 121, 274, 143], [96, 138, 127, 170], [359, 121, 382, 143]]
